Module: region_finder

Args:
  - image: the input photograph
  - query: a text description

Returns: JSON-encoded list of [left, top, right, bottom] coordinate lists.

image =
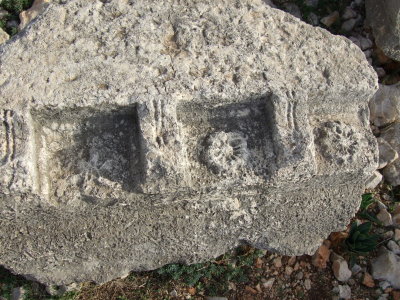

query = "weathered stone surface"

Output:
[[378, 137, 399, 169], [372, 247, 400, 289], [331, 253, 352, 282], [365, 171, 383, 189], [0, 27, 9, 45], [0, 0, 378, 285], [312, 242, 331, 269], [366, 0, 400, 61], [369, 84, 400, 127], [381, 123, 400, 186], [19, 0, 51, 30]]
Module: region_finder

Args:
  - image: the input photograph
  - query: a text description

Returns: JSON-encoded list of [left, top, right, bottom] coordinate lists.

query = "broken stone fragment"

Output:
[[377, 208, 393, 226], [395, 229, 400, 242], [312, 241, 331, 268], [378, 137, 399, 169], [342, 6, 358, 20], [372, 247, 400, 289], [331, 253, 352, 282], [320, 11, 339, 27], [0, 0, 378, 285], [365, 171, 383, 189], [341, 18, 358, 32], [381, 123, 400, 186], [366, 0, 400, 61], [362, 272, 375, 288], [337, 284, 352, 300], [369, 84, 400, 127], [19, 0, 52, 30], [0, 27, 9, 45], [387, 240, 400, 255]]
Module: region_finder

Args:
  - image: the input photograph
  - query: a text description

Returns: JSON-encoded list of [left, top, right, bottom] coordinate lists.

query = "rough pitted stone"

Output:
[[0, 0, 378, 285], [0, 28, 9, 45], [19, 0, 52, 30], [381, 123, 400, 186], [378, 137, 399, 169], [366, 0, 400, 61], [372, 247, 400, 289], [369, 83, 400, 127]]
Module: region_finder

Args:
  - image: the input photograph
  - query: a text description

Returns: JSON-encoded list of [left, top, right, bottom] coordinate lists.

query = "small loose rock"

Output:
[[387, 240, 400, 255], [262, 278, 275, 289], [342, 6, 357, 20], [394, 229, 400, 241], [377, 209, 393, 226], [312, 243, 331, 268], [362, 272, 375, 288], [321, 11, 339, 27], [273, 257, 282, 268], [304, 278, 312, 290], [332, 254, 352, 282], [338, 284, 352, 300], [0, 28, 9, 45], [341, 18, 357, 32]]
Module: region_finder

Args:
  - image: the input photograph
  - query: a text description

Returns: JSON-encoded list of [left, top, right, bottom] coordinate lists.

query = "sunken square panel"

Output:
[[31, 106, 142, 204]]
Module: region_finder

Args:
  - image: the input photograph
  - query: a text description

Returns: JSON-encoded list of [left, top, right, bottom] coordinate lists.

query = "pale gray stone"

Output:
[[262, 0, 275, 7], [366, 0, 400, 61], [379, 280, 392, 290], [364, 49, 373, 59], [304, 278, 312, 290], [365, 171, 383, 189], [262, 278, 275, 288], [378, 137, 398, 169], [338, 285, 351, 300], [369, 84, 400, 127], [377, 200, 388, 210], [387, 240, 400, 254], [395, 229, 400, 241], [283, 3, 302, 19], [332, 259, 352, 282], [19, 0, 52, 30], [307, 12, 320, 26], [377, 209, 393, 226], [351, 264, 362, 275], [381, 123, 400, 186], [342, 7, 358, 20], [0, 28, 9, 45], [372, 247, 400, 289], [359, 37, 373, 50], [0, 0, 378, 285], [349, 36, 361, 48], [341, 18, 358, 32], [331, 252, 352, 282], [0, 8, 8, 18], [375, 67, 386, 78]]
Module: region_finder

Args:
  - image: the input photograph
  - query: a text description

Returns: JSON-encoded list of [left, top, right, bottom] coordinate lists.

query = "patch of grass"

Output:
[[156, 247, 264, 296], [360, 193, 376, 211], [357, 193, 383, 226], [344, 221, 379, 267], [75, 246, 264, 299], [0, 266, 49, 300]]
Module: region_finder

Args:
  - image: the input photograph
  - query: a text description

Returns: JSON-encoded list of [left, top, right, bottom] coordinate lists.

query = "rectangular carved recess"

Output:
[[30, 105, 142, 200], [177, 97, 276, 185]]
